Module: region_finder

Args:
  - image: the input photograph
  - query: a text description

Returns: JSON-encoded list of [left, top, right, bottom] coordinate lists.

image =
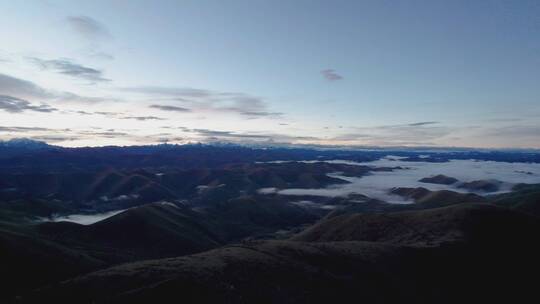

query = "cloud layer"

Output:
[[262, 158, 540, 203]]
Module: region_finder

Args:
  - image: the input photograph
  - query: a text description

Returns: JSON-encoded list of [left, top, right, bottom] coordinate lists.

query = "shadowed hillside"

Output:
[[0, 162, 374, 213], [291, 203, 538, 246], [38, 202, 224, 261], [21, 197, 540, 303], [390, 187, 486, 207]]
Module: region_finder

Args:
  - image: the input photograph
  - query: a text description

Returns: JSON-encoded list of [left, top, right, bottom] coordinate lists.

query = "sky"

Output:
[[0, 0, 539, 148]]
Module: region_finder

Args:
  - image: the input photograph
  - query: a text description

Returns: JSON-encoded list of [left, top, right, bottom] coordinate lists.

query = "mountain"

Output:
[[2, 144, 540, 303], [492, 183, 540, 217], [390, 187, 486, 207], [458, 179, 502, 192], [31, 203, 540, 303], [28, 241, 424, 303], [0, 224, 106, 299], [0, 162, 373, 213], [418, 174, 458, 185], [1, 143, 540, 174], [0, 138, 51, 150], [38, 202, 223, 261], [201, 195, 321, 240], [291, 203, 536, 246]]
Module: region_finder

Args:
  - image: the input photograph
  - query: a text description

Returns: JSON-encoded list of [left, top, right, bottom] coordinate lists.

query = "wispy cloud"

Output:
[[29, 57, 110, 83], [0, 73, 52, 100], [120, 116, 166, 121], [189, 128, 318, 143], [0, 95, 57, 113], [321, 69, 343, 81], [66, 16, 111, 41], [71, 110, 165, 121], [239, 111, 283, 119], [77, 130, 129, 137], [0, 72, 115, 104], [407, 121, 439, 127], [87, 50, 114, 61], [192, 129, 270, 139], [149, 104, 191, 112], [125, 86, 212, 97], [0, 126, 54, 132], [332, 122, 449, 146], [94, 111, 121, 116], [483, 125, 540, 138], [123, 86, 283, 119], [30, 135, 78, 143]]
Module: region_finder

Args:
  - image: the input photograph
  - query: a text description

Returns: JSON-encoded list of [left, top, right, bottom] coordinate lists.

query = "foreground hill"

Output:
[[492, 183, 540, 217], [0, 225, 106, 299], [291, 203, 537, 246], [1, 197, 322, 301], [32, 204, 540, 303], [28, 241, 426, 303], [38, 202, 224, 261]]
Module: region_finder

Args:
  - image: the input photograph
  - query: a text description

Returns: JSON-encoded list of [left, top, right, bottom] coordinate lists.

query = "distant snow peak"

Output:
[[0, 137, 50, 149]]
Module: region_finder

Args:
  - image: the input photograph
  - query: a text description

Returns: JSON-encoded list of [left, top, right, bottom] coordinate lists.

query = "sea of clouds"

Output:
[[45, 209, 127, 225], [259, 156, 540, 203]]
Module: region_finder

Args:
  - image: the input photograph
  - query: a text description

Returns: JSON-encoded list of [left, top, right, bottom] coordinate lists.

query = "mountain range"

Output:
[[1, 141, 540, 303]]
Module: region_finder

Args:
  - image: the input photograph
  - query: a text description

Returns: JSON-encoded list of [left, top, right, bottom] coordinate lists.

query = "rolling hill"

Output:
[[31, 204, 540, 303], [291, 203, 539, 246]]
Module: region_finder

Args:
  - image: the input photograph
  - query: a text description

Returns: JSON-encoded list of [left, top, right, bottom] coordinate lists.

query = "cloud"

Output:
[[122, 86, 282, 119], [66, 16, 111, 41], [482, 125, 540, 138], [30, 57, 110, 83], [0, 126, 53, 132], [0, 73, 52, 100], [74, 110, 93, 115], [407, 121, 439, 127], [239, 111, 283, 119], [0, 73, 116, 104], [56, 92, 113, 104], [192, 129, 270, 139], [77, 130, 129, 138], [120, 116, 166, 121], [73, 111, 166, 121], [149, 104, 191, 112], [30, 135, 77, 142], [321, 69, 343, 81], [0, 95, 57, 113], [155, 137, 184, 143], [94, 111, 121, 116], [333, 122, 450, 146], [189, 128, 318, 144], [87, 50, 114, 61], [125, 86, 213, 98]]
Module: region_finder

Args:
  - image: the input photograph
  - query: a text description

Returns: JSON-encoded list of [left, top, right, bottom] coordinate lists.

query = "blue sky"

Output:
[[0, 0, 539, 148]]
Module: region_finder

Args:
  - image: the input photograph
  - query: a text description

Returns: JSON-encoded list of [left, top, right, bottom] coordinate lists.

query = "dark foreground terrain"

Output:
[[1, 141, 540, 303], [11, 200, 540, 304]]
